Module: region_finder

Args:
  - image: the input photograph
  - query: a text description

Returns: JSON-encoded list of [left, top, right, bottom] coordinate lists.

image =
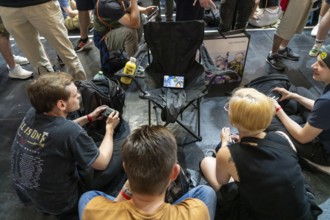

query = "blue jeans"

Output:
[[79, 185, 217, 220]]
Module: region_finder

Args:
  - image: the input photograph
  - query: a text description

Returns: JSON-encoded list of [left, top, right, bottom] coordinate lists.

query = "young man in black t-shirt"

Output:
[[11, 72, 122, 218]]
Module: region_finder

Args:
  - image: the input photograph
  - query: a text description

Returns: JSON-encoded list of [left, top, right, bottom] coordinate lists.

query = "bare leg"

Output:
[[280, 39, 290, 49], [320, 0, 330, 17], [0, 35, 15, 68], [271, 34, 284, 54], [79, 11, 90, 39], [317, 9, 330, 41], [200, 157, 221, 191], [250, 0, 260, 19]]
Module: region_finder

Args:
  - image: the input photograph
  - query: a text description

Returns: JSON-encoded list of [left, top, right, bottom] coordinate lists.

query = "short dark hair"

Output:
[[27, 72, 73, 113], [121, 125, 177, 195]]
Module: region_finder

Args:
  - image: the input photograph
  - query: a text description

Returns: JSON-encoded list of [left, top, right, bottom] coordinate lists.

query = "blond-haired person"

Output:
[[200, 88, 319, 220]]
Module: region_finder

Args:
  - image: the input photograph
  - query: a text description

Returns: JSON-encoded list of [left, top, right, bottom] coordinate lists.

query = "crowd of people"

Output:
[[1, 0, 330, 219]]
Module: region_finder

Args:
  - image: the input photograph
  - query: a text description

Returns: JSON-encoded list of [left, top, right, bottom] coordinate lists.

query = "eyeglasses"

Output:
[[224, 102, 229, 112]]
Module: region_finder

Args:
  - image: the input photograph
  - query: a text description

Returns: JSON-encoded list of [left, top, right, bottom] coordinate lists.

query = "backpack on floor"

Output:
[[75, 77, 125, 135], [244, 74, 293, 108]]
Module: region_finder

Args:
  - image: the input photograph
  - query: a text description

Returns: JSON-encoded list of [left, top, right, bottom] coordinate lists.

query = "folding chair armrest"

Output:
[[115, 72, 148, 96], [115, 72, 133, 78]]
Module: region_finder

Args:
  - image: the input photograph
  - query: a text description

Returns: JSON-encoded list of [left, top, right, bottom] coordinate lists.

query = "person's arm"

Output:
[[215, 147, 233, 186], [138, 5, 157, 15], [118, 0, 140, 29], [274, 103, 322, 144], [74, 106, 106, 127], [115, 180, 133, 202], [62, 6, 78, 18], [193, 0, 216, 8], [220, 127, 231, 148], [273, 87, 315, 111], [91, 111, 120, 170]]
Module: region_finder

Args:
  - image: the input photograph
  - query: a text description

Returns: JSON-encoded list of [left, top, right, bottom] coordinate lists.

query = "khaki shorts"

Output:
[[276, 0, 313, 40], [0, 16, 10, 38]]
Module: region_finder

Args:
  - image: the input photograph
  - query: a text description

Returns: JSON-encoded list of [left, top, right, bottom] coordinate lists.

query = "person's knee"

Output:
[[124, 28, 138, 42], [200, 157, 213, 174], [194, 185, 217, 200], [199, 185, 217, 197]]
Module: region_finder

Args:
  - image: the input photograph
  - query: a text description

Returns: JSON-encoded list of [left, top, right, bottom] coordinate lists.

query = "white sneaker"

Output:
[[311, 24, 319, 37], [309, 44, 320, 57], [13, 55, 30, 65], [8, 64, 33, 79], [248, 8, 279, 27]]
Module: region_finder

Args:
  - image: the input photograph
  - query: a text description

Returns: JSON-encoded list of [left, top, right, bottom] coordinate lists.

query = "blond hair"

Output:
[[228, 88, 274, 133]]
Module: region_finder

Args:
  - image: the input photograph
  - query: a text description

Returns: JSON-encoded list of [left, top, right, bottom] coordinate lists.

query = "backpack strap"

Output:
[[96, 0, 113, 31]]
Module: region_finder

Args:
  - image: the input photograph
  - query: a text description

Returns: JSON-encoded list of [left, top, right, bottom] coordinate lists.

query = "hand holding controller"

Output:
[[101, 106, 116, 118], [267, 90, 282, 101]]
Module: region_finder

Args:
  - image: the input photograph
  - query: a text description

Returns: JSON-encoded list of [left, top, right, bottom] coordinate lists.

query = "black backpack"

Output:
[[244, 74, 293, 107], [75, 77, 125, 135]]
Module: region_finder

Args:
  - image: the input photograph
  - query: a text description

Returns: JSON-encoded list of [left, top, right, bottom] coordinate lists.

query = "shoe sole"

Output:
[[75, 40, 93, 52], [16, 61, 30, 66], [278, 54, 299, 61], [309, 52, 318, 57], [8, 73, 33, 79], [266, 59, 285, 71]]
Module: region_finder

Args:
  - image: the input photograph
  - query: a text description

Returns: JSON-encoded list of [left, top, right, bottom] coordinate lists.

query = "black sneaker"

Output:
[[266, 53, 286, 71], [218, 21, 231, 36], [278, 47, 300, 61], [74, 38, 93, 52]]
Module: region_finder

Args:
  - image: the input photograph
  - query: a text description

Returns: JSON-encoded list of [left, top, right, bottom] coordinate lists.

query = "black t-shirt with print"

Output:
[[11, 108, 99, 215]]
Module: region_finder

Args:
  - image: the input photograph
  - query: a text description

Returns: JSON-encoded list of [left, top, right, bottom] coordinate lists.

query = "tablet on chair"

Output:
[[163, 75, 185, 89]]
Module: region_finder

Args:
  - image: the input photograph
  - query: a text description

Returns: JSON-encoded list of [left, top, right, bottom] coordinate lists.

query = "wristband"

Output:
[[87, 114, 93, 123], [120, 189, 132, 200], [275, 106, 282, 113]]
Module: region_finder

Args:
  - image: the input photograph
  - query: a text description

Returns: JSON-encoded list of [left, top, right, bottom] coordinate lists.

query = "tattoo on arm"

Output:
[[228, 156, 234, 163]]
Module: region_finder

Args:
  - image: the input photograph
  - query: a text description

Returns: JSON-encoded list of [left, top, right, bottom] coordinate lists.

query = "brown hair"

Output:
[[27, 72, 73, 113], [121, 125, 177, 195]]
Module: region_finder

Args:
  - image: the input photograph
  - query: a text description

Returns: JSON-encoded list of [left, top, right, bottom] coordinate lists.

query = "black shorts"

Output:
[[76, 0, 96, 11], [259, 0, 279, 8]]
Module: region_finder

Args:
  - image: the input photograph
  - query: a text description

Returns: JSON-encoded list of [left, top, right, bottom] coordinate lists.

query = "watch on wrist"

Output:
[[123, 186, 133, 198]]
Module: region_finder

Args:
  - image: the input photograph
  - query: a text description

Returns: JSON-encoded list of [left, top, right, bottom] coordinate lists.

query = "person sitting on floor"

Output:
[[93, 0, 156, 75], [59, 0, 81, 31], [270, 51, 330, 166], [79, 125, 217, 220], [11, 72, 123, 219], [0, 16, 32, 79], [200, 88, 321, 220]]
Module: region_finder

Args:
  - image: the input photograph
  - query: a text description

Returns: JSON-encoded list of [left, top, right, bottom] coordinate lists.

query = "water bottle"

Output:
[[120, 57, 137, 85], [93, 71, 105, 80]]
